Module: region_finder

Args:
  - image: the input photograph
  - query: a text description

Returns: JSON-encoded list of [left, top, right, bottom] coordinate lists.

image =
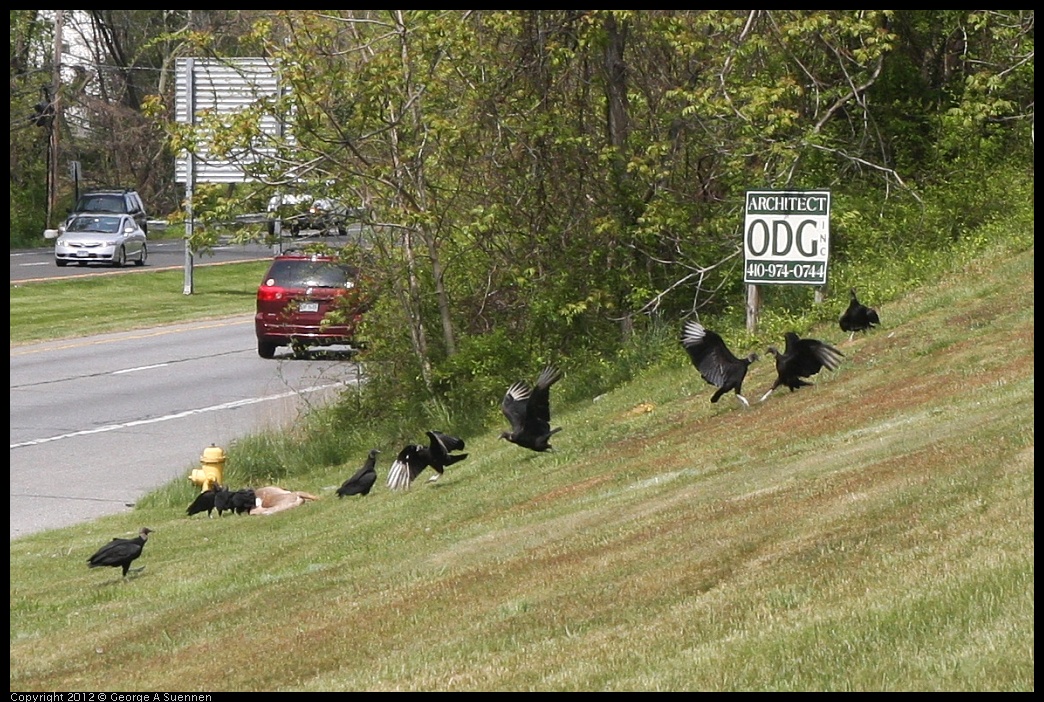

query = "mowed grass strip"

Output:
[[10, 260, 268, 344]]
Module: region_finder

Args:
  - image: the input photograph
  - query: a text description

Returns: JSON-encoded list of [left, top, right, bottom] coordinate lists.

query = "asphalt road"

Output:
[[10, 237, 279, 283], [10, 317, 363, 540], [12, 225, 369, 283]]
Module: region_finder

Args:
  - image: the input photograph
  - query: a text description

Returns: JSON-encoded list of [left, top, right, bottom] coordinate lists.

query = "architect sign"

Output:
[[743, 190, 830, 285]]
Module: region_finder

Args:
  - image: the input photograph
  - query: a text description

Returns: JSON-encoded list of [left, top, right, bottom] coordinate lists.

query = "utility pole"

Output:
[[183, 57, 195, 295], [46, 10, 64, 229]]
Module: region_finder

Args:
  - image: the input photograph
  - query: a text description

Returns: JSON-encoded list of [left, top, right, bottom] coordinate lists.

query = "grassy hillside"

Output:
[[9, 245, 1034, 691]]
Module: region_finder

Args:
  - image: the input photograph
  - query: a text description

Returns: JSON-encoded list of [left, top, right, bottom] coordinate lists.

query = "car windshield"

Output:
[[76, 194, 127, 213], [265, 259, 357, 288], [67, 215, 123, 233]]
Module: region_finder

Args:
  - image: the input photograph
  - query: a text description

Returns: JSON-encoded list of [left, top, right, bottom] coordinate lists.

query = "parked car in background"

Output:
[[48, 213, 148, 268], [266, 191, 363, 237], [254, 250, 370, 359], [266, 192, 314, 236], [61, 188, 148, 235], [306, 196, 356, 236]]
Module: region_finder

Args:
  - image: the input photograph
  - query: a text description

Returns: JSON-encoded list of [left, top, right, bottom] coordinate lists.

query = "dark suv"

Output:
[[254, 251, 370, 359], [62, 189, 148, 235]]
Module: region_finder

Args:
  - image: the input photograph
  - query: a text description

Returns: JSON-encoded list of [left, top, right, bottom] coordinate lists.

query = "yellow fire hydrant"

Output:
[[189, 444, 226, 492]]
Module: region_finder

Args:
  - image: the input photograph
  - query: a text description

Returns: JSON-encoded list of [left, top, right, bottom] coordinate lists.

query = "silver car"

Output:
[[51, 213, 148, 268]]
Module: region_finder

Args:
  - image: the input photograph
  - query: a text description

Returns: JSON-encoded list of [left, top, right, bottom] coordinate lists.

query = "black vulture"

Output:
[[338, 449, 380, 497], [87, 527, 153, 578], [186, 485, 222, 518], [680, 320, 759, 408], [760, 331, 844, 402], [839, 287, 881, 340], [386, 430, 468, 490], [500, 364, 564, 452], [213, 485, 233, 517], [230, 488, 257, 515]]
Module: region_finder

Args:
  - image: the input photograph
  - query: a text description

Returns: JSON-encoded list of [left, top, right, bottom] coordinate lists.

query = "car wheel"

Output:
[[268, 220, 277, 237], [56, 259, 68, 267], [257, 340, 278, 359], [113, 247, 126, 268], [135, 244, 148, 267]]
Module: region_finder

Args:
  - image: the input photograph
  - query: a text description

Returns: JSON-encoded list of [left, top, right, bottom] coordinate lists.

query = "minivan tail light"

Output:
[[257, 285, 288, 302]]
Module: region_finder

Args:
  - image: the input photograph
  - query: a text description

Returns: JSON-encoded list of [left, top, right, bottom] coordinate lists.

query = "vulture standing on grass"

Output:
[[230, 488, 257, 515], [500, 364, 564, 452], [213, 485, 233, 517], [839, 287, 881, 340], [186, 485, 222, 518], [87, 527, 153, 579], [760, 332, 844, 402], [386, 431, 468, 490], [680, 320, 759, 408], [337, 449, 380, 497]]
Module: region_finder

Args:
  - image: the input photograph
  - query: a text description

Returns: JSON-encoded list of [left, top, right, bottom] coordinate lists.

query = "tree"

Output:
[[10, 10, 55, 242]]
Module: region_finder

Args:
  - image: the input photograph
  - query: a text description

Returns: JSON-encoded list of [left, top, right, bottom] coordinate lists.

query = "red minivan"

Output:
[[254, 251, 369, 359]]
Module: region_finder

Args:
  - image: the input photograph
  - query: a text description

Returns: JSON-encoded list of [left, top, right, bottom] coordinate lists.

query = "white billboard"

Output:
[[743, 190, 830, 285], [174, 57, 285, 184]]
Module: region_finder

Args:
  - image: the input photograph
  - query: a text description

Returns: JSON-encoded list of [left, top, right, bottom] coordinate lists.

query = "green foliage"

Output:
[[10, 10, 56, 245], [330, 162, 1032, 449], [429, 328, 533, 430], [9, 175, 51, 248]]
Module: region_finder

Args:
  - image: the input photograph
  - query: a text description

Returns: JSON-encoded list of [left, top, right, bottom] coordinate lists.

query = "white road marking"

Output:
[[112, 363, 170, 374]]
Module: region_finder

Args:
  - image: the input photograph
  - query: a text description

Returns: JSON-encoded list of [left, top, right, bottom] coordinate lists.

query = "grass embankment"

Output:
[[9, 242, 1034, 691]]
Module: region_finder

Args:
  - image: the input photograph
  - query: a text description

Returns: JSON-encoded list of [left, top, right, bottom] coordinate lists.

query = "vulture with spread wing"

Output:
[[500, 364, 564, 452], [761, 332, 844, 402], [387, 431, 468, 490], [680, 320, 758, 408]]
